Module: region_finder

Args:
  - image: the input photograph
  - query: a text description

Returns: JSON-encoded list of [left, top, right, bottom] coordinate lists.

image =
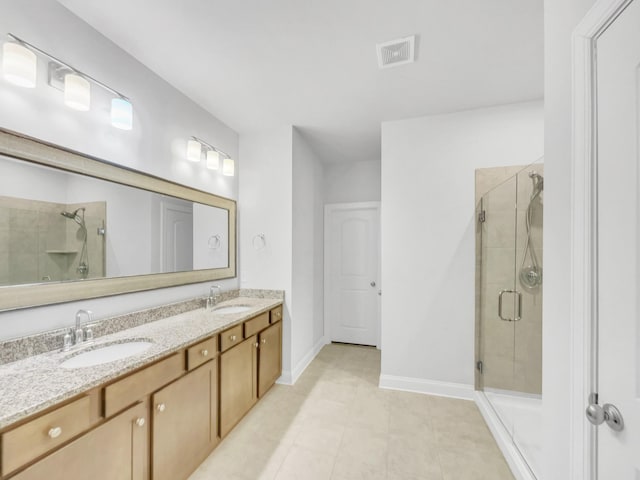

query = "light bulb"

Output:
[[206, 150, 220, 170], [222, 158, 235, 176], [111, 98, 133, 130], [64, 73, 90, 111], [187, 139, 202, 162], [2, 42, 37, 88]]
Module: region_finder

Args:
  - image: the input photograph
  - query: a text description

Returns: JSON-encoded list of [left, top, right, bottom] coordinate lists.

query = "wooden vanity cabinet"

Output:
[[11, 401, 149, 480], [258, 321, 282, 398], [220, 335, 258, 437], [152, 359, 218, 480]]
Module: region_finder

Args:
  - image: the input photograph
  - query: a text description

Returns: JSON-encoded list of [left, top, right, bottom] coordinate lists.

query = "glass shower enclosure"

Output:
[[475, 160, 543, 478]]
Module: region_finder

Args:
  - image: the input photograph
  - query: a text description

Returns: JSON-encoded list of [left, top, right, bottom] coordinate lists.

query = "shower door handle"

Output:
[[498, 290, 522, 322]]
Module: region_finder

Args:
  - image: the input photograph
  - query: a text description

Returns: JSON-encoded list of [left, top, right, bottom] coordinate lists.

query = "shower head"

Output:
[[60, 207, 86, 227], [528, 171, 544, 192]]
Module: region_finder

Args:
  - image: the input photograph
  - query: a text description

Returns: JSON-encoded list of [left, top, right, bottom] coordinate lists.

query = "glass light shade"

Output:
[[64, 73, 90, 111], [206, 150, 220, 170], [187, 139, 202, 162], [2, 42, 37, 88], [222, 158, 235, 176], [111, 98, 133, 130]]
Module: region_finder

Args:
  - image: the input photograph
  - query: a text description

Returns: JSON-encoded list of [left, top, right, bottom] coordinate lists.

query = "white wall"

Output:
[[239, 126, 325, 382], [0, 0, 239, 340], [380, 101, 544, 396], [542, 0, 595, 478], [324, 160, 381, 204], [239, 127, 294, 376], [292, 128, 325, 369]]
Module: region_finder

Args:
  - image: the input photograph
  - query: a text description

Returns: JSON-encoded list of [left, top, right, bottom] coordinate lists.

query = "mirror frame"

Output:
[[0, 128, 236, 311]]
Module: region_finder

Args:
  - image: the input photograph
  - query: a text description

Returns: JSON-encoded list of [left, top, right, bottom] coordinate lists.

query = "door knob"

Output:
[[585, 402, 624, 431], [370, 281, 376, 287]]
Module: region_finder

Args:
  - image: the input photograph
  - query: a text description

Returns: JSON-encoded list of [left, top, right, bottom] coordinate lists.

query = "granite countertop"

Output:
[[0, 296, 282, 429]]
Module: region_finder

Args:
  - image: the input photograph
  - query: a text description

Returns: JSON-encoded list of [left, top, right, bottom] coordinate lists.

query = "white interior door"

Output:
[[325, 202, 380, 347], [595, 0, 640, 476], [161, 200, 193, 273]]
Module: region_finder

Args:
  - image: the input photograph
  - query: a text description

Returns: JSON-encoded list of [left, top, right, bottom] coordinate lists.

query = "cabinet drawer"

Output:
[[1, 396, 91, 476], [187, 336, 217, 371], [220, 324, 243, 352], [244, 312, 270, 337], [104, 353, 184, 417], [270, 305, 283, 324]]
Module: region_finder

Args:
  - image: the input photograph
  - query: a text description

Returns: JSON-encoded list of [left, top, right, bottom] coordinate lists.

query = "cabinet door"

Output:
[[152, 359, 218, 480], [220, 335, 258, 437], [258, 321, 282, 398], [12, 401, 148, 480]]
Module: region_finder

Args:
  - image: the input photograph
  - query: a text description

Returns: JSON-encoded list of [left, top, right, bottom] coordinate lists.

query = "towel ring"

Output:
[[252, 233, 266, 250], [208, 234, 221, 250]]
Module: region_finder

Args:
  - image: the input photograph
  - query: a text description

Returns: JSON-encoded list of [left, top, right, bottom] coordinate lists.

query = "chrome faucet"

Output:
[[206, 285, 222, 310], [63, 309, 94, 351]]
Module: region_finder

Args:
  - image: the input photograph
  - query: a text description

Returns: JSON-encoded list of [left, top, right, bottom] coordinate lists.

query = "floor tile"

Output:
[[188, 344, 513, 480]]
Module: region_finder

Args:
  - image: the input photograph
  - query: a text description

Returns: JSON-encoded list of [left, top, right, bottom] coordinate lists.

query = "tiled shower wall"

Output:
[[475, 164, 543, 395], [0, 196, 106, 286]]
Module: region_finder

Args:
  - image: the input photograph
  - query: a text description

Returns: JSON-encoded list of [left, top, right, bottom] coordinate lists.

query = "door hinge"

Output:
[[476, 360, 483, 374], [478, 210, 486, 223]]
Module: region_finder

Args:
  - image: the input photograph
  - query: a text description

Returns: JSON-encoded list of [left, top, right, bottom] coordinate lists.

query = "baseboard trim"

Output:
[[277, 336, 328, 386], [474, 391, 537, 480], [378, 374, 474, 400]]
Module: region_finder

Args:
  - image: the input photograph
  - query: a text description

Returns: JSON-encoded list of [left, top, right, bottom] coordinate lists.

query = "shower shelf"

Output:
[[46, 250, 78, 254]]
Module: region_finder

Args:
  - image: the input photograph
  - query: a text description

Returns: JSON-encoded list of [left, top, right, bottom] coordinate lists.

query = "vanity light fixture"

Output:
[[64, 73, 90, 111], [111, 97, 133, 130], [206, 149, 220, 170], [2, 41, 37, 88], [222, 158, 235, 177], [2, 33, 134, 129], [187, 139, 202, 162], [188, 136, 234, 176]]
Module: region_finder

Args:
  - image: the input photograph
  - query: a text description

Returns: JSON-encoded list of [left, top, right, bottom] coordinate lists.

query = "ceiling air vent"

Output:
[[376, 35, 416, 69]]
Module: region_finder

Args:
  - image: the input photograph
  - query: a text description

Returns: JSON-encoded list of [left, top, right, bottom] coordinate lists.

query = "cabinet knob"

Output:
[[230, 335, 237, 341], [157, 403, 166, 413], [254, 342, 259, 348], [201, 349, 209, 357], [135, 417, 145, 427], [47, 427, 62, 439], [261, 338, 267, 344]]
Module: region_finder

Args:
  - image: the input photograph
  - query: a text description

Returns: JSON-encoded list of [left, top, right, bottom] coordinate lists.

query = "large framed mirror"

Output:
[[0, 128, 236, 311]]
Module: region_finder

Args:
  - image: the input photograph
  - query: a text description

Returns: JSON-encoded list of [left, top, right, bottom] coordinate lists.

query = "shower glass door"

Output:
[[477, 160, 543, 478], [478, 174, 518, 438]]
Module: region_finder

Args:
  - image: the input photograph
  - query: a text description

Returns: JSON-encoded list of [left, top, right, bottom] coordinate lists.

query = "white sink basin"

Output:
[[60, 341, 153, 369], [212, 305, 253, 314]]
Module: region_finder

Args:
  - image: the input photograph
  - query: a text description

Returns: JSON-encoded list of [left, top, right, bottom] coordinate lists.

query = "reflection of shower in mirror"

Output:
[[61, 207, 89, 278]]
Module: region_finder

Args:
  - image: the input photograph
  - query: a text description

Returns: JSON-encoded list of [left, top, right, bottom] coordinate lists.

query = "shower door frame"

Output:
[[570, 0, 633, 478]]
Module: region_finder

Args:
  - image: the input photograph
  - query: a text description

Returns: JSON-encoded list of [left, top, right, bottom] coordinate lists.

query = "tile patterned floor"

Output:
[[189, 343, 514, 480]]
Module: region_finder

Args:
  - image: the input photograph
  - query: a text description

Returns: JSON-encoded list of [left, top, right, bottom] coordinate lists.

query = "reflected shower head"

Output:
[[60, 207, 86, 227]]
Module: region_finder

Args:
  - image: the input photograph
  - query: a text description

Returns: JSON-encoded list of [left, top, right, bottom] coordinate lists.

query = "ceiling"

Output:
[[58, 0, 543, 164]]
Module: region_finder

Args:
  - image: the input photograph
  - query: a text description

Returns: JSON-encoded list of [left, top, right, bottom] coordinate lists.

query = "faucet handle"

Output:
[[75, 328, 84, 344], [84, 325, 95, 343], [63, 330, 73, 351]]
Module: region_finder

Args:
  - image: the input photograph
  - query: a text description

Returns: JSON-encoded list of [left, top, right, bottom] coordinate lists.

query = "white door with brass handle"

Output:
[[325, 202, 380, 347]]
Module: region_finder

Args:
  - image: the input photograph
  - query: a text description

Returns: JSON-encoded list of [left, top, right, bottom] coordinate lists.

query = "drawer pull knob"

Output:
[[135, 418, 145, 427], [261, 339, 267, 344], [201, 349, 209, 357], [48, 427, 62, 439], [230, 335, 237, 341], [157, 403, 166, 413]]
